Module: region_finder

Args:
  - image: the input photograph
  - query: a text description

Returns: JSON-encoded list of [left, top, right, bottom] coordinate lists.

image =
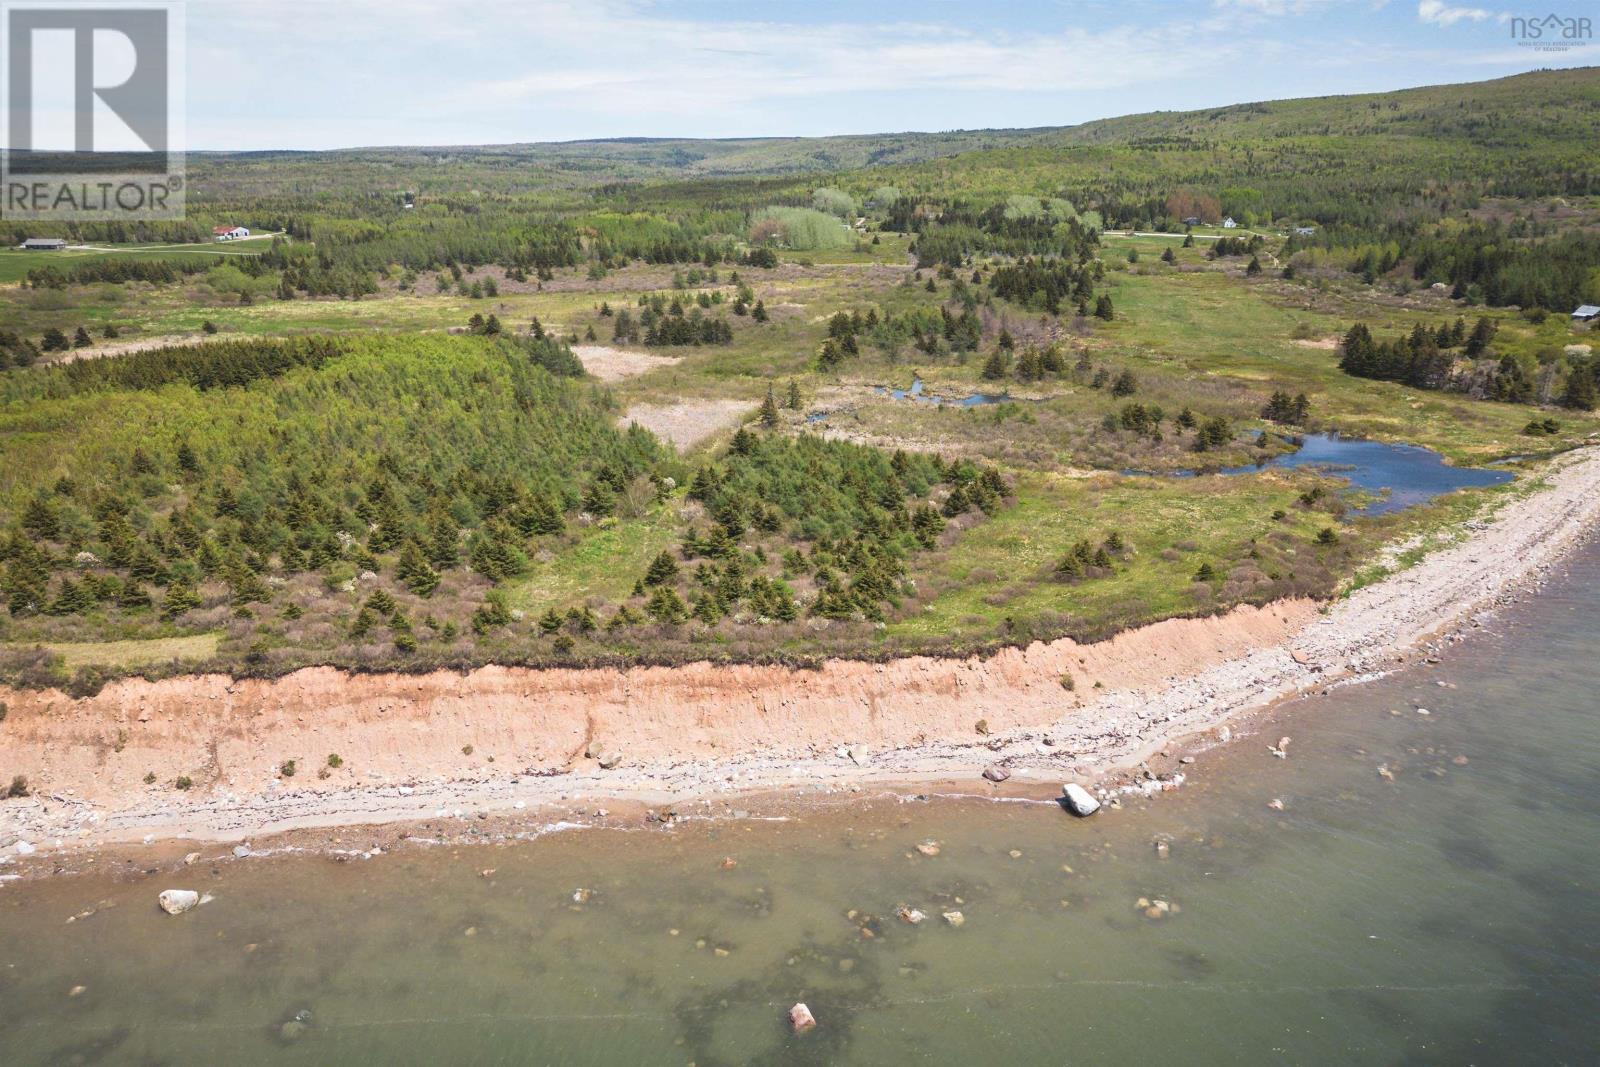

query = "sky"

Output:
[[169, 0, 1596, 149]]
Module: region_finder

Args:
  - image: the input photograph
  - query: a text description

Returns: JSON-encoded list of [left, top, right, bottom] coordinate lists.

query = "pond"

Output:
[[1128, 433, 1514, 515], [876, 376, 1010, 408]]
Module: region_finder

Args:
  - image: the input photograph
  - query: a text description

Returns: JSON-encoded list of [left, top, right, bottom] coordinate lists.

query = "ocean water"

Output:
[[2, 548, 1598, 1064]]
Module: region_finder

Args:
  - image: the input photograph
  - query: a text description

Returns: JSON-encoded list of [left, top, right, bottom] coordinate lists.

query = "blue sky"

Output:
[[183, 0, 1597, 149]]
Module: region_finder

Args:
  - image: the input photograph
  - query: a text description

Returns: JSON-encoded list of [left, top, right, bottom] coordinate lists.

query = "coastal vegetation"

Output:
[[1, 68, 1596, 690]]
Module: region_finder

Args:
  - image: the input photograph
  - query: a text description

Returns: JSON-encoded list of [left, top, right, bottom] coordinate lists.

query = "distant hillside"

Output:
[[841, 68, 1600, 231], [1037, 67, 1600, 150], [196, 68, 1595, 175]]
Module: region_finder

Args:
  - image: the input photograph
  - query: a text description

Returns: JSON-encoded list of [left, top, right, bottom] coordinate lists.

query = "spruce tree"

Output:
[[396, 540, 440, 597], [760, 384, 780, 428], [161, 577, 201, 620], [980, 350, 1007, 381], [1561, 366, 1597, 411]]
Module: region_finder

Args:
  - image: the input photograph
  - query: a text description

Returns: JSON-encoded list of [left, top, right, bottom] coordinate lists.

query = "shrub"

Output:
[[750, 207, 852, 251]]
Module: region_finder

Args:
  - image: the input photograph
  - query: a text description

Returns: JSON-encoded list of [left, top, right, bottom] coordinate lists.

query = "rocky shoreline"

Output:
[[3, 448, 1599, 878]]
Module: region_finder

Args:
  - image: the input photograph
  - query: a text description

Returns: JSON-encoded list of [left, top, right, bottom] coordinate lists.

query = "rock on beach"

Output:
[[1061, 783, 1101, 817], [157, 889, 200, 915]]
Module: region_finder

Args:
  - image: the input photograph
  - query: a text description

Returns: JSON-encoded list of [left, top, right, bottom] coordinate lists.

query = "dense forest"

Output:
[[0, 333, 1011, 691]]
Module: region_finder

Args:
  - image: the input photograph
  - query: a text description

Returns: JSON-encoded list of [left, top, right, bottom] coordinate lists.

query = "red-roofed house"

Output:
[[213, 225, 250, 241]]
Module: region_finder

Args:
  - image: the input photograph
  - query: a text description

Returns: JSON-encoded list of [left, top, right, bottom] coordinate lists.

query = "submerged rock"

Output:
[[942, 910, 965, 927], [896, 905, 926, 925], [157, 889, 200, 915], [789, 1002, 817, 1033], [279, 1010, 313, 1043], [1061, 783, 1101, 817], [914, 841, 941, 857]]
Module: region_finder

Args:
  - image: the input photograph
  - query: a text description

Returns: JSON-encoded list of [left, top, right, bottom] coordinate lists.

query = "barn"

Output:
[[213, 226, 251, 242]]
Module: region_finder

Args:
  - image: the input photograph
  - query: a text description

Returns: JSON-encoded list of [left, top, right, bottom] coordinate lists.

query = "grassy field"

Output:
[[1, 632, 221, 672], [0, 242, 267, 284], [2, 217, 1593, 681]]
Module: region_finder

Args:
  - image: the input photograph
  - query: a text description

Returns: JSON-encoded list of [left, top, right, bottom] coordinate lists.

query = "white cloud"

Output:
[[421, 7, 1248, 119], [1417, 0, 1499, 26]]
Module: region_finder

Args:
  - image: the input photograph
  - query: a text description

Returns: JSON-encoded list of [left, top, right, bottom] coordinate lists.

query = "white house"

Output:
[[213, 225, 250, 242], [1222, 217, 1238, 229]]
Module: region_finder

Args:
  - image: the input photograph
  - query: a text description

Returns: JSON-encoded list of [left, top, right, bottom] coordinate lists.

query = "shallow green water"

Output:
[[3, 550, 1599, 1065]]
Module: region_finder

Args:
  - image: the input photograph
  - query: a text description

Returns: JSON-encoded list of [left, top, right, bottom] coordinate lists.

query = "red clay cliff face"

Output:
[[0, 601, 1313, 807]]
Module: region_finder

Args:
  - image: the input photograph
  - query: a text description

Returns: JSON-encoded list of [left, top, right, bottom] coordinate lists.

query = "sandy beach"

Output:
[[4, 448, 1600, 863]]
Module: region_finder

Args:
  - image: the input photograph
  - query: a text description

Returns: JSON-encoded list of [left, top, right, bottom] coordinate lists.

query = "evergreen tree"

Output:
[[47, 577, 95, 615], [161, 577, 202, 620], [1561, 366, 1597, 411], [1195, 416, 1232, 452], [760, 383, 780, 428], [644, 550, 680, 586], [395, 540, 441, 596], [1465, 316, 1496, 357]]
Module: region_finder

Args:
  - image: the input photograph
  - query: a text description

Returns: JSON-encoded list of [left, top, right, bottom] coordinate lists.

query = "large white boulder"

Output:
[[158, 889, 200, 915], [789, 1002, 817, 1033], [1061, 783, 1101, 817]]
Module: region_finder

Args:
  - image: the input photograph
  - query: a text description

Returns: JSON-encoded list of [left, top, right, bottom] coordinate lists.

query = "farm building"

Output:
[[1222, 217, 1238, 228], [21, 237, 66, 251], [1573, 305, 1600, 324], [213, 225, 250, 241]]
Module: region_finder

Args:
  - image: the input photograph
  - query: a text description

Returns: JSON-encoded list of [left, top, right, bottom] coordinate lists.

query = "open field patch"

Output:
[[622, 397, 751, 450], [572, 344, 681, 382]]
